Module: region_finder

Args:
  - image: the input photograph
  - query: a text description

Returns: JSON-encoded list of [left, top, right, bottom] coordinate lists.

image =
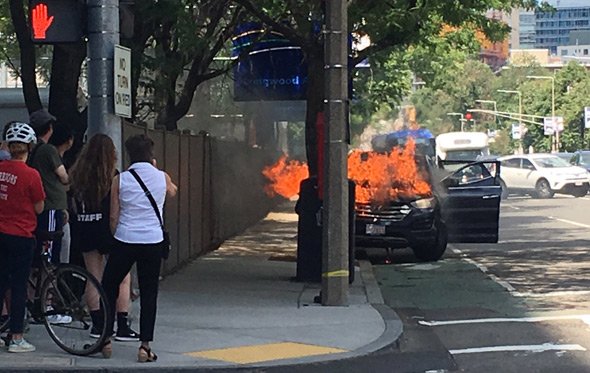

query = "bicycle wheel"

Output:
[[40, 264, 109, 356]]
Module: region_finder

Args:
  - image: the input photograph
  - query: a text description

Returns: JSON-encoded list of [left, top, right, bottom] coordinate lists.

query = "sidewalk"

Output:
[[0, 202, 402, 372]]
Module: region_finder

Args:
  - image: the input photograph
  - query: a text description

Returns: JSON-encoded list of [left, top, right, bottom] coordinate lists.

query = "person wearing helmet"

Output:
[[0, 122, 46, 353], [0, 122, 15, 161], [28, 110, 69, 267]]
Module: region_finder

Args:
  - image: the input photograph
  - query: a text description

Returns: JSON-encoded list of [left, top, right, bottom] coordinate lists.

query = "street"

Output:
[[373, 194, 590, 372]]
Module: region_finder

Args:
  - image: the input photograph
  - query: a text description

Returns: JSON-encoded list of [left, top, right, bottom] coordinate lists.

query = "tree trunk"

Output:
[[48, 42, 87, 166], [9, 0, 42, 113], [304, 49, 324, 176]]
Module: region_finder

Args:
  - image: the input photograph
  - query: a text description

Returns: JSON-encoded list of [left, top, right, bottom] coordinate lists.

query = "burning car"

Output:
[[350, 140, 501, 261]]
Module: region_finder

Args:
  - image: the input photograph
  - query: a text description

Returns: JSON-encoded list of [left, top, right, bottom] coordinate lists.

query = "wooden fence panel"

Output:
[[189, 135, 204, 257], [163, 131, 180, 273], [177, 135, 190, 263]]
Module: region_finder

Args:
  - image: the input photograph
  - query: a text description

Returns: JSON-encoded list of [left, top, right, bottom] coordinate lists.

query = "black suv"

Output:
[[354, 155, 501, 261]]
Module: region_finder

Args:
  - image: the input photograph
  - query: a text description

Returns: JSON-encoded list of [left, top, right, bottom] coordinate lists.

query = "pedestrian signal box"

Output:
[[29, 0, 84, 43]]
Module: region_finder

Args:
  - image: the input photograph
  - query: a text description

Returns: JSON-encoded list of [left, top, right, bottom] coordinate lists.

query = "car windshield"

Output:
[[446, 150, 483, 161], [579, 151, 590, 166], [534, 156, 571, 168]]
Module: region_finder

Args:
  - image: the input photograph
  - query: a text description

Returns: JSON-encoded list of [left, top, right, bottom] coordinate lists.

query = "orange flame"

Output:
[[262, 139, 432, 202], [348, 139, 432, 204], [262, 155, 309, 198]]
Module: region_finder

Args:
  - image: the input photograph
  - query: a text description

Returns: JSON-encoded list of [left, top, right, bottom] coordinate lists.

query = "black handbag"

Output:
[[128, 169, 171, 259]]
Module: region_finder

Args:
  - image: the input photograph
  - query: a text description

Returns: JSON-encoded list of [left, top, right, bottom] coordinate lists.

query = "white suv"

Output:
[[498, 154, 590, 198]]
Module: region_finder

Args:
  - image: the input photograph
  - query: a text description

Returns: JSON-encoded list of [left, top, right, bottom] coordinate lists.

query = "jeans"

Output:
[[101, 240, 162, 342], [0, 232, 35, 334]]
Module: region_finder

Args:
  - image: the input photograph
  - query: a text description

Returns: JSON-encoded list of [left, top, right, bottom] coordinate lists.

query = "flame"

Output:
[[262, 139, 432, 202], [348, 139, 432, 204], [262, 155, 309, 198]]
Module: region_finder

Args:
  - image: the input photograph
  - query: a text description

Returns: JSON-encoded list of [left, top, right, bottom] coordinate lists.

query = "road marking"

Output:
[[513, 290, 590, 298], [449, 343, 585, 355], [506, 205, 520, 210], [186, 342, 347, 364], [547, 216, 590, 229], [419, 314, 590, 327]]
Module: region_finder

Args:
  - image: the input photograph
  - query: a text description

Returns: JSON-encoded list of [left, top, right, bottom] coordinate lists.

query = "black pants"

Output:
[[36, 210, 64, 265], [0, 232, 35, 334], [101, 241, 162, 342]]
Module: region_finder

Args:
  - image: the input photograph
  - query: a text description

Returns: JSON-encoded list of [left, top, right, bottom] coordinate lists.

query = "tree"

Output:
[[128, 0, 246, 130], [234, 0, 545, 174]]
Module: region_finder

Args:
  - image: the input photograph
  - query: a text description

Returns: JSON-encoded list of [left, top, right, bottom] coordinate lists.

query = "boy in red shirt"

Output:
[[0, 122, 45, 353]]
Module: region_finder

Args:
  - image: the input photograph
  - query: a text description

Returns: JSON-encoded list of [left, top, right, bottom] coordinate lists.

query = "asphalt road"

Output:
[[371, 194, 590, 372]]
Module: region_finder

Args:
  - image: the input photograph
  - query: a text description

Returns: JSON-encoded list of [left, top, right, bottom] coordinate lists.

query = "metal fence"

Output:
[[121, 123, 278, 275]]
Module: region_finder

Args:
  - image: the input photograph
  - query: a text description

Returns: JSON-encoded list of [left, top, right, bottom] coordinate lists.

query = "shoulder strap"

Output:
[[128, 169, 164, 229]]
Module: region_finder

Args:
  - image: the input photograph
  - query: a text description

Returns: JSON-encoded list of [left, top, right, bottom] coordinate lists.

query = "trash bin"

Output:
[[295, 177, 355, 284]]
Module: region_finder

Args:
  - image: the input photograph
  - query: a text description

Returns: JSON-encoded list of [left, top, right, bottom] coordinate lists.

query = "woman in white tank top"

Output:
[[100, 134, 177, 362]]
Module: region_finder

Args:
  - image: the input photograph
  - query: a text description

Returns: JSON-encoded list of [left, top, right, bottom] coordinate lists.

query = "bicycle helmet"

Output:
[[5, 122, 37, 144]]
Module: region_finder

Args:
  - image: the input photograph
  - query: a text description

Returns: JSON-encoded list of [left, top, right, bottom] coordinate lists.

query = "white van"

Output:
[[435, 132, 490, 162]]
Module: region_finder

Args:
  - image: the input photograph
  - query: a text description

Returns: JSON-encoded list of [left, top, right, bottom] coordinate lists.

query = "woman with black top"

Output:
[[68, 134, 138, 342]]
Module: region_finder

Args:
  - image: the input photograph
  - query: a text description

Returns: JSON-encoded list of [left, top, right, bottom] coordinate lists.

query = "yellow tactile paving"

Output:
[[186, 342, 348, 364]]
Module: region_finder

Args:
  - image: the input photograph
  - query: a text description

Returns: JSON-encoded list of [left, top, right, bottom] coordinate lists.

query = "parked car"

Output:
[[554, 152, 574, 163], [498, 154, 590, 198], [570, 150, 590, 172], [354, 154, 501, 262]]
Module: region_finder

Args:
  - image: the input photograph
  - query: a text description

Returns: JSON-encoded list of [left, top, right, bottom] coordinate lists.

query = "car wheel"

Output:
[[534, 179, 554, 199], [571, 185, 589, 198], [500, 179, 509, 200], [412, 221, 447, 262]]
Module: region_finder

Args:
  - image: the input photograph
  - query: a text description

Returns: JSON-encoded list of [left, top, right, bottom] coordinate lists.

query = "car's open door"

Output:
[[439, 161, 501, 243]]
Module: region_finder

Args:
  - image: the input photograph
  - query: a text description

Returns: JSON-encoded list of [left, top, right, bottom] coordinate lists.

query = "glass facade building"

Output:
[[536, 1, 590, 54]]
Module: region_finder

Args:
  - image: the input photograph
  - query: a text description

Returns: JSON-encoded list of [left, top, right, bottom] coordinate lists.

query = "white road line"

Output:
[[547, 216, 590, 229], [449, 343, 586, 355], [513, 290, 590, 298], [418, 314, 590, 327]]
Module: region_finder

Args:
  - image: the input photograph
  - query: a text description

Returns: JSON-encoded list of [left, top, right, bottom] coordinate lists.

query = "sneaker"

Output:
[[115, 326, 139, 342], [8, 338, 36, 353], [46, 306, 72, 325], [89, 326, 101, 339]]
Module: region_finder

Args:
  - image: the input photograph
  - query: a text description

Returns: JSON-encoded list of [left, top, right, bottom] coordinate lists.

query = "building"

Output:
[[536, 0, 590, 54], [557, 30, 590, 57]]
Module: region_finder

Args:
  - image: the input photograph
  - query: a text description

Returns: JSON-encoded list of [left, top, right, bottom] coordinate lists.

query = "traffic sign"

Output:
[[585, 107, 590, 129], [511, 123, 521, 140], [543, 116, 564, 136], [29, 0, 84, 44], [114, 45, 132, 118]]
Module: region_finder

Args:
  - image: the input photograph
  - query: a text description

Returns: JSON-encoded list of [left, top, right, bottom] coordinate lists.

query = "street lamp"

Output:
[[526, 75, 557, 151], [497, 89, 523, 153], [447, 112, 466, 131]]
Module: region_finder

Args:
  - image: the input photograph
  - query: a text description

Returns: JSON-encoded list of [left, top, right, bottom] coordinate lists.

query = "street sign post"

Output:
[[114, 45, 132, 118]]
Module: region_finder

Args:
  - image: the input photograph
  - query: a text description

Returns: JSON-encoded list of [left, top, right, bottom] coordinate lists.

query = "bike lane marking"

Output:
[[449, 343, 585, 355]]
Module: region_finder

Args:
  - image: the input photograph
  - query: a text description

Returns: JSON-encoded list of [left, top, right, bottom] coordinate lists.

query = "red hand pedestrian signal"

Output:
[[465, 113, 472, 120], [31, 3, 54, 40]]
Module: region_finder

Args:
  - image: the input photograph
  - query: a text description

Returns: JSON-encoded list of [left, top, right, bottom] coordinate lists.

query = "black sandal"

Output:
[[138, 345, 157, 362]]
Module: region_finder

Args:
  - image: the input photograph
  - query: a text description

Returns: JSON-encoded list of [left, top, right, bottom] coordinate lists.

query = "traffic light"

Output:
[[465, 112, 473, 121], [29, 0, 84, 43]]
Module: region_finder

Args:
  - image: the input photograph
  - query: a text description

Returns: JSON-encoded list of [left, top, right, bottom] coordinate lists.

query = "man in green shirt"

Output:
[[28, 110, 69, 267]]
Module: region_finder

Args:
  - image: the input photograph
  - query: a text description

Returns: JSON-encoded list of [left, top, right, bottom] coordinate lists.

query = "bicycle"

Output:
[[0, 230, 109, 355]]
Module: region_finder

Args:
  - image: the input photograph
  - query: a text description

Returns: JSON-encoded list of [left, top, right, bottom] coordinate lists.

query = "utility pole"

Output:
[[87, 0, 121, 165], [322, 0, 349, 306]]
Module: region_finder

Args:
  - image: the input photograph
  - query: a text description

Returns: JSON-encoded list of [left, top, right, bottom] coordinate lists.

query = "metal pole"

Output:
[[322, 0, 349, 306], [87, 0, 121, 167], [552, 78, 558, 152], [518, 92, 523, 154]]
